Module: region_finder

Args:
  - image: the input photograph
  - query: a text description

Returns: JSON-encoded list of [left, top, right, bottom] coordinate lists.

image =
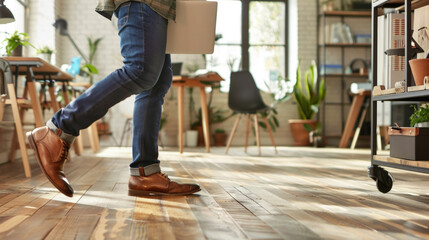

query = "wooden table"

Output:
[[172, 72, 223, 153], [339, 90, 371, 148], [4, 57, 74, 125], [2, 57, 100, 156]]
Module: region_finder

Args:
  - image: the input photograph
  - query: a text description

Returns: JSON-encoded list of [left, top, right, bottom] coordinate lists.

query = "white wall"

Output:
[[51, 0, 318, 147], [0, 0, 320, 152]]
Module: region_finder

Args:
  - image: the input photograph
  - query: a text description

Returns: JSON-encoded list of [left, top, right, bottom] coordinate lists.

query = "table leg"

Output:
[[26, 81, 44, 127], [339, 94, 366, 148], [61, 84, 81, 156], [199, 87, 210, 153], [178, 86, 184, 153], [48, 82, 60, 113]]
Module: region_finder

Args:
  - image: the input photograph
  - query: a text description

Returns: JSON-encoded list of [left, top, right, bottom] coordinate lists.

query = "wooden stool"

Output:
[[0, 59, 32, 177]]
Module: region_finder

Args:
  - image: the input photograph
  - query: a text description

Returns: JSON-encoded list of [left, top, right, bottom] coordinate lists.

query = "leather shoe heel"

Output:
[[27, 126, 74, 197]]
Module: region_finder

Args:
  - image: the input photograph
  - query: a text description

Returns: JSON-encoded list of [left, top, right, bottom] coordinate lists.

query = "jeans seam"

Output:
[[118, 2, 131, 29]]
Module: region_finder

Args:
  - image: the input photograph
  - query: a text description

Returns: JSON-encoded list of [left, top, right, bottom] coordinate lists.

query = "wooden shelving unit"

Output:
[[369, 0, 429, 193], [323, 43, 372, 47], [317, 1, 372, 143], [322, 73, 369, 78], [322, 10, 372, 17]]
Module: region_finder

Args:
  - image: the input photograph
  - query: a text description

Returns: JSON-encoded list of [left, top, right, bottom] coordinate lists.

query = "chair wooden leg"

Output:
[[244, 114, 251, 153], [87, 123, 100, 153], [0, 97, 5, 139], [48, 85, 60, 113], [0, 96, 5, 120], [8, 130, 18, 162], [225, 114, 241, 154], [73, 134, 82, 157], [9, 101, 27, 162], [254, 114, 261, 156], [7, 84, 31, 177], [263, 116, 278, 154]]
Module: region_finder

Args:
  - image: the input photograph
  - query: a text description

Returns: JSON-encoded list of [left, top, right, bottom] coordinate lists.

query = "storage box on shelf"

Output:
[[389, 126, 429, 160]]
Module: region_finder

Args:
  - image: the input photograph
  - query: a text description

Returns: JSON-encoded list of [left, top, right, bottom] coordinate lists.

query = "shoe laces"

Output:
[[60, 141, 70, 161], [160, 172, 170, 181]]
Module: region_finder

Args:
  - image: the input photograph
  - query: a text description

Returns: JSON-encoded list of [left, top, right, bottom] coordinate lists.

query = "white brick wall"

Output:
[[51, 0, 319, 147], [0, 0, 324, 156]]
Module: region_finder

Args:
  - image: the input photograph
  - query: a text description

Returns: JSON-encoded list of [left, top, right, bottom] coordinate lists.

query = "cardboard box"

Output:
[[166, 1, 218, 54]]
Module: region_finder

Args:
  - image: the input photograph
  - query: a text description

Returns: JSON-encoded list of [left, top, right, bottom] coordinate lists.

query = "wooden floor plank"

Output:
[[45, 215, 100, 240], [1, 147, 429, 239], [162, 195, 206, 240]]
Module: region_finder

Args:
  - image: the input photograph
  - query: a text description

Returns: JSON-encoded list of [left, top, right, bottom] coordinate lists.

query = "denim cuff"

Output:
[[130, 163, 161, 176], [47, 119, 76, 145]]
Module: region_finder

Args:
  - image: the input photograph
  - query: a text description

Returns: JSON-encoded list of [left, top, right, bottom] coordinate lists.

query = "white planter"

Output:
[[185, 130, 198, 147], [415, 122, 429, 128], [38, 53, 52, 63]]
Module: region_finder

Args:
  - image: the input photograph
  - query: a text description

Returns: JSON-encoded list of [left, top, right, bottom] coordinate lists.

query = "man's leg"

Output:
[[127, 54, 200, 196], [130, 55, 173, 170], [26, 2, 182, 197]]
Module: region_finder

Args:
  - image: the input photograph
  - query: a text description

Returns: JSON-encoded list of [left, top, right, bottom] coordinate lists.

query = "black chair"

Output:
[[225, 71, 277, 155]]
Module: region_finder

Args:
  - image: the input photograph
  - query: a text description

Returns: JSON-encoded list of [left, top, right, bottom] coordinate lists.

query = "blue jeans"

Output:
[[51, 2, 172, 168]]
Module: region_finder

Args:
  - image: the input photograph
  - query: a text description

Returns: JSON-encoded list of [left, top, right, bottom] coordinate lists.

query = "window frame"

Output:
[[241, 0, 289, 79]]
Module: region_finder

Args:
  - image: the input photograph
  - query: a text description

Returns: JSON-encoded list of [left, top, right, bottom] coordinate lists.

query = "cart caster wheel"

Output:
[[376, 171, 394, 193]]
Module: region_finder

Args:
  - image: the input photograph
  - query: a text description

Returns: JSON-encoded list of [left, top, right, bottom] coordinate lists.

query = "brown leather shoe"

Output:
[[128, 167, 200, 196], [27, 126, 74, 197]]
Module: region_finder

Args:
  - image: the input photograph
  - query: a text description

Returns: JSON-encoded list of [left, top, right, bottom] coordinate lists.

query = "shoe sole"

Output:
[[128, 188, 201, 197], [27, 132, 73, 198]]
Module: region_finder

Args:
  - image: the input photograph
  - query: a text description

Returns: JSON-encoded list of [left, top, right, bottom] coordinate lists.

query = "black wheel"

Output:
[[376, 171, 394, 193]]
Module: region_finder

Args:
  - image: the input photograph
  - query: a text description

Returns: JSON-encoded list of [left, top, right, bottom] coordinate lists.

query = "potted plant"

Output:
[[191, 83, 234, 147], [304, 122, 325, 147], [36, 46, 54, 63], [410, 104, 429, 127], [192, 105, 233, 146], [2, 31, 35, 56], [321, 0, 334, 12], [289, 60, 326, 146], [79, 36, 102, 84], [258, 72, 293, 133], [212, 128, 227, 146]]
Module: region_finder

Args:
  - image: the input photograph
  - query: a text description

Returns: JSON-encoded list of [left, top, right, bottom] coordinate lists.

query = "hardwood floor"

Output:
[[1, 146, 429, 239]]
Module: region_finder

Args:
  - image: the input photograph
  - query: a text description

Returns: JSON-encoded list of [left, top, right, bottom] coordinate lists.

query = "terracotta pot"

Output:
[[288, 119, 317, 146], [409, 58, 429, 85], [212, 133, 227, 146], [96, 122, 110, 135], [192, 125, 205, 146]]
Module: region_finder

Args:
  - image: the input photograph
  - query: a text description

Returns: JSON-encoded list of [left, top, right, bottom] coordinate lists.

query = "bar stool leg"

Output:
[[244, 114, 251, 153], [254, 114, 261, 156], [7, 84, 31, 177], [225, 114, 241, 154]]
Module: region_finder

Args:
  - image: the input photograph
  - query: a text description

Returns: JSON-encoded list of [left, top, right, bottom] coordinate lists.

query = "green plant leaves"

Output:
[[293, 60, 327, 120], [410, 104, 429, 127], [2, 31, 35, 56]]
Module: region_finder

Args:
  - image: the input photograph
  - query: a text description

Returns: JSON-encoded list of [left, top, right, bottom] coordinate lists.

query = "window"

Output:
[[249, 1, 287, 91], [0, 1, 26, 55], [210, 0, 288, 92]]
